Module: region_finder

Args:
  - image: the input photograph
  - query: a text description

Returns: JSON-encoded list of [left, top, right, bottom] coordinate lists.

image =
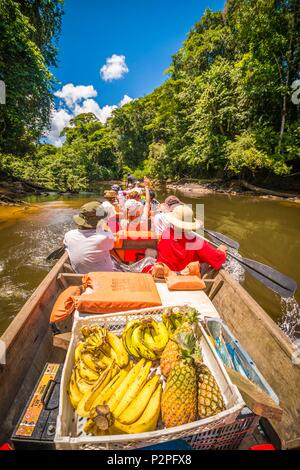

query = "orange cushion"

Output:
[[49, 286, 80, 323], [77, 272, 161, 314]]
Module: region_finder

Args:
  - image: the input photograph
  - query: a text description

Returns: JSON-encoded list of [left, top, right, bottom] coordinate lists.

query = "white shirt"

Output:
[[102, 200, 116, 219], [124, 199, 143, 217], [64, 228, 114, 274], [153, 212, 171, 235]]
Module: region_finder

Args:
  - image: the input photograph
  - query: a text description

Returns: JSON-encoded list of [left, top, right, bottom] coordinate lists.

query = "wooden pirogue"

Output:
[[0, 235, 299, 449]]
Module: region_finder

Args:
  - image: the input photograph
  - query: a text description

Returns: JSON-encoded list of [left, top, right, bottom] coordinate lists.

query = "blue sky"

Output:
[[48, 0, 225, 145]]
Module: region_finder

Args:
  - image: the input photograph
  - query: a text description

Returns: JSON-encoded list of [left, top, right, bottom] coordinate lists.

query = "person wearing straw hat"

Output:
[[153, 195, 183, 235], [155, 204, 227, 273], [63, 202, 115, 274]]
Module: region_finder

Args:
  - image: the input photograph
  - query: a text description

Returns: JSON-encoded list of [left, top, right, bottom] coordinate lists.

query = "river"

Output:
[[0, 188, 299, 340]]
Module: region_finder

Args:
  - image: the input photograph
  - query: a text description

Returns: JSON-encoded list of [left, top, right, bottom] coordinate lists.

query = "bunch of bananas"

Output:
[[83, 359, 162, 435], [122, 318, 169, 360], [67, 325, 129, 411]]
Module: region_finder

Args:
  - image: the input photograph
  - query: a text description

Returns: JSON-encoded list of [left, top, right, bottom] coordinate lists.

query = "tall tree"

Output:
[[0, 0, 63, 154]]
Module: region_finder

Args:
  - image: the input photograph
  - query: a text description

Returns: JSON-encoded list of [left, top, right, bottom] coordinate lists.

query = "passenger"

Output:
[[127, 172, 136, 186], [155, 205, 227, 273], [112, 184, 126, 209], [64, 202, 114, 274], [153, 195, 183, 235], [102, 190, 119, 233], [123, 190, 144, 229], [102, 190, 117, 218], [149, 190, 160, 212]]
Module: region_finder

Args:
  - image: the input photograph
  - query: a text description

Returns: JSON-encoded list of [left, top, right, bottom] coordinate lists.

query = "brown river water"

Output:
[[0, 188, 299, 340]]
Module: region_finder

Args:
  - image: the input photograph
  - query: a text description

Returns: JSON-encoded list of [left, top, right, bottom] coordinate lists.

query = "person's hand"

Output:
[[218, 244, 227, 253]]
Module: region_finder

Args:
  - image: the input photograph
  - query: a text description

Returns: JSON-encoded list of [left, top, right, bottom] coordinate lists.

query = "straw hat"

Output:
[[104, 190, 117, 199], [73, 202, 108, 229], [165, 205, 201, 231]]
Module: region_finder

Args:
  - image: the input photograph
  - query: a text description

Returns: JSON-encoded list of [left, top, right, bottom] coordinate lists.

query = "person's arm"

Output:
[[142, 177, 151, 220], [196, 240, 227, 270]]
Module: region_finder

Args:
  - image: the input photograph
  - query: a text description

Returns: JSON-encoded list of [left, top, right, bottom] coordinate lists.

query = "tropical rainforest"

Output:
[[0, 0, 299, 192]]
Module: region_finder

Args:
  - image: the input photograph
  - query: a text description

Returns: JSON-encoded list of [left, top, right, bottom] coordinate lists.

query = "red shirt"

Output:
[[156, 228, 226, 271]]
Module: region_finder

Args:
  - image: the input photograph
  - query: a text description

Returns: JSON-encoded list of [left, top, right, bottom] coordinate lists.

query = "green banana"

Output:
[[132, 325, 158, 360], [150, 321, 169, 351], [122, 320, 141, 357]]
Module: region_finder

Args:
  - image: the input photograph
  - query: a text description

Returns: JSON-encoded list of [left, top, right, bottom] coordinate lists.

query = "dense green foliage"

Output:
[[0, 0, 63, 154], [1, 0, 300, 190]]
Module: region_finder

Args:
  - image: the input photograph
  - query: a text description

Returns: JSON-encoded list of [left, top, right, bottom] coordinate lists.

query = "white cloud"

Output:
[[46, 83, 133, 146], [119, 94, 133, 106], [100, 54, 129, 82], [54, 83, 97, 108], [74, 98, 117, 123], [45, 107, 72, 146]]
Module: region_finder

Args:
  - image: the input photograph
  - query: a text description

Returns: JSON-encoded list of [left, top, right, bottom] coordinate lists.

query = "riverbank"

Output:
[[0, 179, 50, 205], [164, 179, 300, 203], [2, 176, 300, 206]]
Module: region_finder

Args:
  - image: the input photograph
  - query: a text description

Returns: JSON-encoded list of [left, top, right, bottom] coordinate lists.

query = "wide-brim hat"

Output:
[[104, 190, 117, 199], [165, 204, 202, 231], [160, 195, 183, 213], [73, 202, 108, 229]]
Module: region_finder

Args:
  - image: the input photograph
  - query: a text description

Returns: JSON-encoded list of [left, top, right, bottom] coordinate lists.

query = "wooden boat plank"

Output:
[[210, 270, 300, 449], [0, 253, 68, 441]]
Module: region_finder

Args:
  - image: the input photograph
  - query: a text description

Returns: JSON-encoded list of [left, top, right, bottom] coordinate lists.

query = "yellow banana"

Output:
[[97, 351, 114, 368], [132, 326, 158, 360], [122, 320, 140, 357], [106, 331, 129, 368], [68, 370, 83, 409], [91, 369, 128, 409], [124, 360, 134, 371], [113, 361, 152, 418], [77, 363, 115, 417], [118, 374, 160, 425], [142, 327, 157, 351], [77, 360, 99, 381], [74, 367, 95, 395], [106, 358, 145, 413], [81, 351, 101, 372], [112, 384, 162, 434], [151, 321, 169, 351], [74, 341, 84, 363]]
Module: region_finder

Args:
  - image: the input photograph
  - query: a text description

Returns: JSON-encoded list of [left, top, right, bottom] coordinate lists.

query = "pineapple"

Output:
[[196, 363, 225, 418], [160, 340, 179, 377], [160, 322, 195, 377], [161, 332, 197, 427]]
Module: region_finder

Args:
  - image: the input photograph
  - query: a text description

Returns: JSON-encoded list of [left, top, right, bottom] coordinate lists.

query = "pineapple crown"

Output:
[[174, 331, 196, 361], [191, 340, 203, 366], [163, 306, 199, 333]]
